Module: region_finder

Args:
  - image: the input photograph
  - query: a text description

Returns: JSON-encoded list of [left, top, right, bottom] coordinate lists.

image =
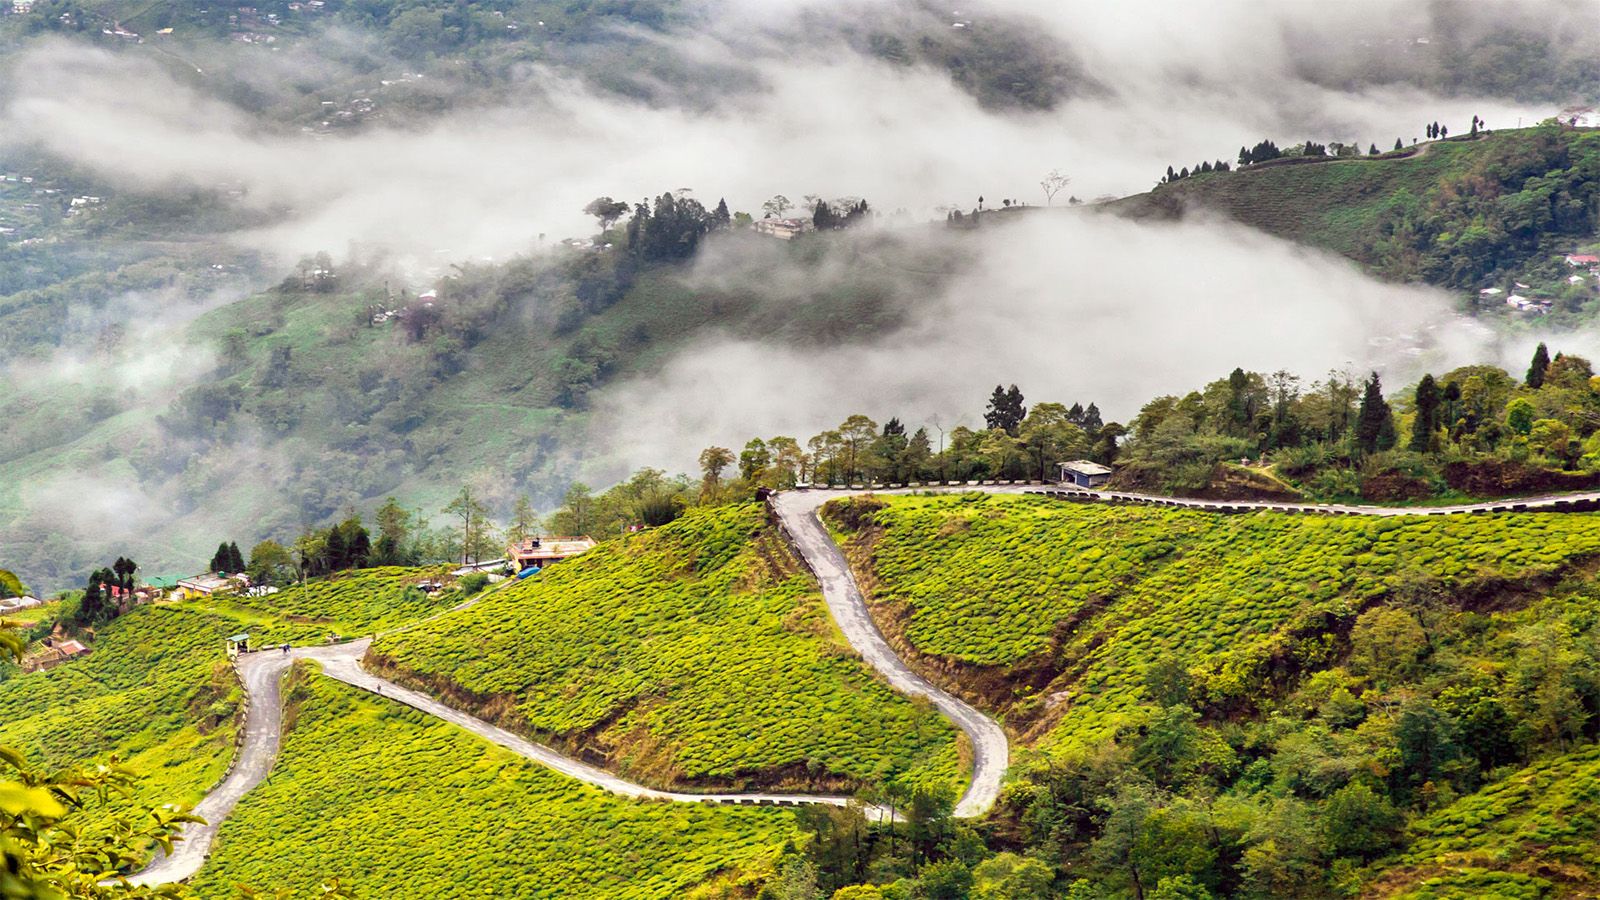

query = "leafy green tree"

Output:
[[985, 385, 1027, 435], [248, 540, 295, 587], [374, 497, 415, 564], [762, 195, 793, 219], [760, 852, 821, 900], [1350, 606, 1427, 684], [1148, 876, 1216, 900], [1238, 798, 1323, 898], [837, 416, 879, 484], [906, 784, 958, 865], [583, 196, 630, 232], [1505, 397, 1537, 435], [740, 438, 772, 482], [1544, 353, 1594, 389], [549, 483, 595, 536], [1091, 785, 1218, 898], [324, 525, 347, 573], [1135, 706, 1234, 790], [698, 446, 735, 499], [797, 804, 870, 892], [1320, 780, 1402, 859], [1394, 698, 1464, 799], [1020, 403, 1090, 481], [768, 436, 806, 488], [1526, 342, 1550, 387], [505, 496, 541, 546], [916, 859, 974, 900], [1144, 658, 1193, 707], [972, 852, 1053, 900]]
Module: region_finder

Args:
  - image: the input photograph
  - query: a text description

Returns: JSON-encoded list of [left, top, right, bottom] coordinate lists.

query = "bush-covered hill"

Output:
[[371, 503, 962, 795], [1107, 125, 1600, 291], [191, 669, 797, 899], [834, 494, 1600, 751], [823, 492, 1600, 897]]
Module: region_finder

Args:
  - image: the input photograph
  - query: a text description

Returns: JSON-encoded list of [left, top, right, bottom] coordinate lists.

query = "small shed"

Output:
[[1059, 460, 1113, 488], [227, 633, 251, 658]]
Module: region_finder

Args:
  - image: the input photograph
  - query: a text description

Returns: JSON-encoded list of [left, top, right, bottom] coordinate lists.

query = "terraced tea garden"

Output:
[[221, 565, 465, 635], [0, 605, 245, 857], [1370, 743, 1600, 898], [191, 672, 797, 899], [372, 503, 962, 794], [834, 494, 1600, 755]]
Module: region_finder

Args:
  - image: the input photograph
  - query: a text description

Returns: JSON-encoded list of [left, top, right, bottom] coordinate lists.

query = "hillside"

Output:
[[190, 670, 797, 899], [370, 503, 963, 794], [0, 605, 243, 863], [1107, 125, 1600, 293], [0, 227, 952, 592], [827, 493, 1600, 896]]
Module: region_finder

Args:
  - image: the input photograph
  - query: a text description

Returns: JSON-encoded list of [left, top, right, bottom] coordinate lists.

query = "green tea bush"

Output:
[[192, 674, 795, 899], [374, 505, 958, 792], [1384, 744, 1600, 896], [843, 495, 1600, 755], [228, 565, 463, 633]]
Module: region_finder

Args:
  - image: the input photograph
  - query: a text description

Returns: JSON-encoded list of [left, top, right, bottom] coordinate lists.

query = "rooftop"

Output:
[[509, 536, 596, 558], [1060, 459, 1113, 476]]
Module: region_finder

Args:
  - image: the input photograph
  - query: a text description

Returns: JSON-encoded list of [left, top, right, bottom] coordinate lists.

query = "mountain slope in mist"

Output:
[[1110, 124, 1600, 291]]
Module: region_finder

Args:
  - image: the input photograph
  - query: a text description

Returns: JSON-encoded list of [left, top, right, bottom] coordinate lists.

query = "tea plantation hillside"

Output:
[[833, 494, 1600, 754], [827, 492, 1600, 896], [1368, 743, 1600, 898], [372, 503, 963, 795], [0, 605, 244, 859], [191, 671, 797, 900], [214, 565, 467, 636]]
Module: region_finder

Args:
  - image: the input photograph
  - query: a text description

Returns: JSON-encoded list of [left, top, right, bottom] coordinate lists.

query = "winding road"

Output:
[[771, 490, 1011, 818], [128, 482, 1600, 885]]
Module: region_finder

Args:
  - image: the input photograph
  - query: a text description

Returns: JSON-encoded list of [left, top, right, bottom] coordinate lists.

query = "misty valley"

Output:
[[5, 2, 1600, 899]]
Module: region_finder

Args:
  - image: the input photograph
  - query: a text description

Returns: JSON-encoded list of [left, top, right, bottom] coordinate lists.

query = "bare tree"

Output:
[[762, 195, 793, 219], [1040, 169, 1071, 206]]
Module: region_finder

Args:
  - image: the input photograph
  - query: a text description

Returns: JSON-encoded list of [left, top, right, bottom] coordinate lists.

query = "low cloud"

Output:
[[591, 212, 1547, 469], [0, 6, 1549, 273]]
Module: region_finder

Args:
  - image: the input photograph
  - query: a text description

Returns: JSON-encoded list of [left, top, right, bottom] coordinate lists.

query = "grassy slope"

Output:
[[192, 671, 795, 900], [1105, 133, 1527, 261], [372, 504, 962, 794], [835, 494, 1600, 755]]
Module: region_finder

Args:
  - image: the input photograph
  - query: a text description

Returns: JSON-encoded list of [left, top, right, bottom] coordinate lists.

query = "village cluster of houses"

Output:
[[1480, 254, 1600, 314], [3, 593, 92, 673]]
